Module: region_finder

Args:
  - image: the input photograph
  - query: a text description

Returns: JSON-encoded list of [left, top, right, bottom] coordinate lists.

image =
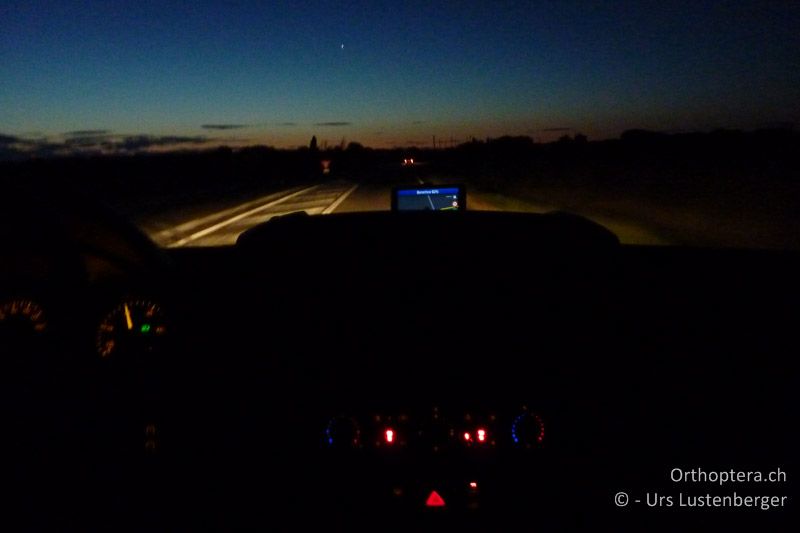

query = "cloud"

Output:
[[0, 133, 47, 147], [65, 129, 110, 136], [109, 135, 209, 151], [277, 122, 297, 126], [64, 135, 110, 148], [201, 124, 248, 130], [0, 133, 63, 160], [0, 133, 51, 150], [314, 121, 351, 126], [411, 120, 425, 125], [0, 134, 21, 145], [541, 127, 572, 132], [61, 133, 209, 151], [0, 132, 215, 160]]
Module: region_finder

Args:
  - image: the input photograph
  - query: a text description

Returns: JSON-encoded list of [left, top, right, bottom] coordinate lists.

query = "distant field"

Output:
[[460, 175, 799, 250]]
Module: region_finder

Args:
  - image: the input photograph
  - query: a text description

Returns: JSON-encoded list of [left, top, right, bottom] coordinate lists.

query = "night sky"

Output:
[[2, 0, 798, 151]]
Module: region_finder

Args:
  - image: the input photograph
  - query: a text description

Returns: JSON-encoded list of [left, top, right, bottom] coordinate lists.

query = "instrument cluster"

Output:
[[0, 295, 169, 362]]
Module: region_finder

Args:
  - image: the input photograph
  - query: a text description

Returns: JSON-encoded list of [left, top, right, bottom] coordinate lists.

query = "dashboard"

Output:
[[1, 189, 798, 531]]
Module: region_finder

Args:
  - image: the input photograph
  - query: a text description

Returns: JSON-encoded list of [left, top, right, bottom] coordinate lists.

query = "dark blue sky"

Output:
[[2, 0, 798, 150]]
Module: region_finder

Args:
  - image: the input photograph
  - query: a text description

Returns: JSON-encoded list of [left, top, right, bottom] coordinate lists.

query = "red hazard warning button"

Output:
[[425, 490, 446, 507]]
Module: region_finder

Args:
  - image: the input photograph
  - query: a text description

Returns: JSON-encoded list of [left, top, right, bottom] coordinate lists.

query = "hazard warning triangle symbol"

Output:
[[425, 490, 446, 507]]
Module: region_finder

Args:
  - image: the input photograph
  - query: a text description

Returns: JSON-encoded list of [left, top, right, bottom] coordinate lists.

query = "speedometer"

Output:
[[96, 300, 166, 358]]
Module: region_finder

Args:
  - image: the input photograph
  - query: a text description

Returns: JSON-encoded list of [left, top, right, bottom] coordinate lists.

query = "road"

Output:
[[139, 178, 671, 248], [143, 181, 359, 247]]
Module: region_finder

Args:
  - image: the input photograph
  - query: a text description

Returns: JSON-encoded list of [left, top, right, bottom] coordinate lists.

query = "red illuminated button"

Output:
[[425, 491, 446, 507]]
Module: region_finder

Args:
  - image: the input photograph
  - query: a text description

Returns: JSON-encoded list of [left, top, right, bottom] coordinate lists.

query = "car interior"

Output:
[[1, 183, 796, 531]]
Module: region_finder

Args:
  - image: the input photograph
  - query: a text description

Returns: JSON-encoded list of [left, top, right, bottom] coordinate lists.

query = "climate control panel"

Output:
[[323, 406, 546, 452]]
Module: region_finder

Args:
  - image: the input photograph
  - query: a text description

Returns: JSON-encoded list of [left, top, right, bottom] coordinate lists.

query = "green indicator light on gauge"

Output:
[[140, 324, 151, 333]]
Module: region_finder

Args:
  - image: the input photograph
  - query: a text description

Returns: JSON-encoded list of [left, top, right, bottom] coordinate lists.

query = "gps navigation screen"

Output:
[[393, 186, 465, 211]]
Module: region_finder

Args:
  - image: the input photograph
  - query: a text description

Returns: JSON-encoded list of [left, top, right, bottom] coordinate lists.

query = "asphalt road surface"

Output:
[[139, 178, 671, 248], [143, 181, 358, 247]]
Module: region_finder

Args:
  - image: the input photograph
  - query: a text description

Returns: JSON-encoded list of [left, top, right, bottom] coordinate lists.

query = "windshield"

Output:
[[2, 1, 798, 249]]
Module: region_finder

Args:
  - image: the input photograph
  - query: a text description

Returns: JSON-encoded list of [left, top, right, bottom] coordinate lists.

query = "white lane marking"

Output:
[[148, 187, 307, 242], [417, 176, 425, 185], [321, 184, 359, 214], [169, 185, 320, 247], [426, 194, 435, 210]]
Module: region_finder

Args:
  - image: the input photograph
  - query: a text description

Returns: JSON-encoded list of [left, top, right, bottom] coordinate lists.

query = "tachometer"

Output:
[[0, 299, 47, 335], [1, 299, 49, 377], [96, 300, 166, 358]]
